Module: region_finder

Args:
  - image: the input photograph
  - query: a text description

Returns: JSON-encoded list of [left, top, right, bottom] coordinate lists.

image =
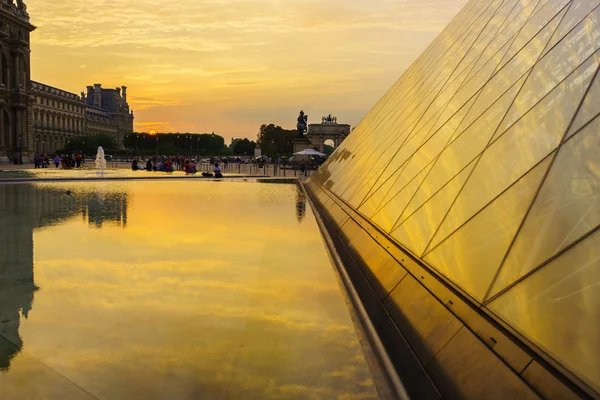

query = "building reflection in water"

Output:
[[296, 188, 306, 222], [0, 183, 128, 370]]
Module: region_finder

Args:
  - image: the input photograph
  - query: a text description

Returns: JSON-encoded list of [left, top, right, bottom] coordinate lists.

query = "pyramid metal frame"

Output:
[[308, 0, 600, 396]]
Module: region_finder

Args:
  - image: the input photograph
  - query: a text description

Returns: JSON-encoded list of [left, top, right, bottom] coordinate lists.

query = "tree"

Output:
[[257, 124, 296, 156], [231, 138, 256, 155], [124, 132, 228, 155], [323, 144, 335, 156], [59, 134, 118, 154]]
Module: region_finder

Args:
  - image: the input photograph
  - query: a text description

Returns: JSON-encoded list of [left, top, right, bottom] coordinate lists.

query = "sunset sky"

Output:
[[27, 0, 469, 143]]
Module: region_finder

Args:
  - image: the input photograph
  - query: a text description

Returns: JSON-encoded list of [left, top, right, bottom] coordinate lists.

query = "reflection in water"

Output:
[[0, 181, 377, 399], [296, 189, 306, 222], [0, 184, 128, 371]]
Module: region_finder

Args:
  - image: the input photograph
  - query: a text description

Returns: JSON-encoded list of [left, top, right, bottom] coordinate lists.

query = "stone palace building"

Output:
[[0, 0, 133, 161]]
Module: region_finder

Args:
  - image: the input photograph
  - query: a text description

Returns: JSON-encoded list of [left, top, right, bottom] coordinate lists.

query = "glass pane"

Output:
[[370, 163, 434, 233], [423, 156, 552, 302], [341, 3, 510, 207], [568, 69, 600, 137], [404, 75, 525, 226], [390, 159, 477, 257], [459, 11, 560, 130], [430, 56, 598, 252], [463, 0, 540, 83], [498, 36, 600, 136], [490, 115, 600, 298], [359, 95, 477, 218], [543, 0, 600, 56], [441, 39, 513, 128], [488, 228, 600, 392], [498, 0, 571, 71]]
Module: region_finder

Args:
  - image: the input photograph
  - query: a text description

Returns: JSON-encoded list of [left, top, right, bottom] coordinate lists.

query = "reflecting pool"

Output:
[[0, 180, 379, 399]]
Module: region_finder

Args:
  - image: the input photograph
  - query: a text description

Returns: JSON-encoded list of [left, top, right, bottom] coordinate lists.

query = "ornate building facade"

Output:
[[30, 83, 134, 154], [31, 81, 85, 153], [0, 0, 35, 162], [1, 1, 134, 160], [84, 84, 134, 149]]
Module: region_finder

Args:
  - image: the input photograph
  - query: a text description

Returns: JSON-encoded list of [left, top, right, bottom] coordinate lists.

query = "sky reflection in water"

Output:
[[0, 180, 377, 399]]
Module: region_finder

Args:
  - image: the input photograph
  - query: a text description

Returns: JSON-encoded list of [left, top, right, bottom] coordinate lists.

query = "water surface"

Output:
[[0, 180, 378, 399]]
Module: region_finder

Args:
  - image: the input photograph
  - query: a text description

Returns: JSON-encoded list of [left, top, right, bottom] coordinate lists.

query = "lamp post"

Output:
[[156, 135, 159, 156], [197, 136, 200, 160], [210, 132, 215, 160], [177, 134, 180, 157]]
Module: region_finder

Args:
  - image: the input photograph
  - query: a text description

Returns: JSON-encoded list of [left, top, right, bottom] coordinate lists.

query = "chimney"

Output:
[[86, 85, 93, 102], [121, 86, 127, 104], [94, 83, 102, 108]]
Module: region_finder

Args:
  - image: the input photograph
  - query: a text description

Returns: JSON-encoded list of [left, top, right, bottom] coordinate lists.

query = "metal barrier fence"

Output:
[[111, 161, 316, 178]]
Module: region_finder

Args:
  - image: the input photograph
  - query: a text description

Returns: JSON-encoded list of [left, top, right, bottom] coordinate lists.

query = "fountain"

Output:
[[95, 146, 107, 175]]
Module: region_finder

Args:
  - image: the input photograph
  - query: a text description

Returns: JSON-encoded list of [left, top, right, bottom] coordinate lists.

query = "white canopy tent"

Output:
[[294, 149, 326, 157]]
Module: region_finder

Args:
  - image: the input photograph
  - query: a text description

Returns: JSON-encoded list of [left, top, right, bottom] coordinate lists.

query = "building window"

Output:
[[1, 53, 7, 86]]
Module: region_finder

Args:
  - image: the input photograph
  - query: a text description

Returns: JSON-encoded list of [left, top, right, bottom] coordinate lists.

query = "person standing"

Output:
[[53, 155, 60, 168]]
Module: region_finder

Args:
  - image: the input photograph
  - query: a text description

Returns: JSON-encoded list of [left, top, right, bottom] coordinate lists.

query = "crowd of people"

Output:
[[34, 153, 86, 169], [131, 156, 223, 177], [30, 152, 319, 177]]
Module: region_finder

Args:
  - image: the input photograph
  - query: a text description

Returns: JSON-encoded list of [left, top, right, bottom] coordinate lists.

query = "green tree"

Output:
[[257, 124, 295, 156], [125, 132, 228, 155], [323, 144, 335, 156], [231, 138, 256, 155], [59, 134, 118, 154]]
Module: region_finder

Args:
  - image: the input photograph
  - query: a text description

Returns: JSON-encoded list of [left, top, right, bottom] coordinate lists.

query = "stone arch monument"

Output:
[[293, 112, 351, 159]]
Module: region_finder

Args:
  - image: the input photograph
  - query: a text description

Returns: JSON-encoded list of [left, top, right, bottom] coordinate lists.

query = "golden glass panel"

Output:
[[431, 57, 597, 252], [370, 163, 434, 234], [497, 0, 571, 71], [358, 94, 479, 219], [358, 161, 412, 220], [460, 15, 560, 130], [346, 231, 407, 299], [488, 228, 600, 392], [423, 156, 551, 301], [340, 4, 505, 208], [391, 159, 477, 257], [542, 0, 600, 57], [568, 70, 600, 137], [408, 74, 524, 226], [498, 27, 600, 136], [490, 115, 600, 298], [463, 0, 538, 83]]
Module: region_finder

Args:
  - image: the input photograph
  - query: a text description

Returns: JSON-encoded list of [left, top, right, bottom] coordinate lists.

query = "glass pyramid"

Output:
[[308, 0, 600, 393]]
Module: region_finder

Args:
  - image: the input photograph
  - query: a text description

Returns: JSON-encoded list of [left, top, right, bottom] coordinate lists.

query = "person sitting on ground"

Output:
[[214, 163, 223, 178], [146, 159, 153, 171], [131, 159, 139, 171], [164, 160, 174, 172], [184, 160, 197, 174]]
